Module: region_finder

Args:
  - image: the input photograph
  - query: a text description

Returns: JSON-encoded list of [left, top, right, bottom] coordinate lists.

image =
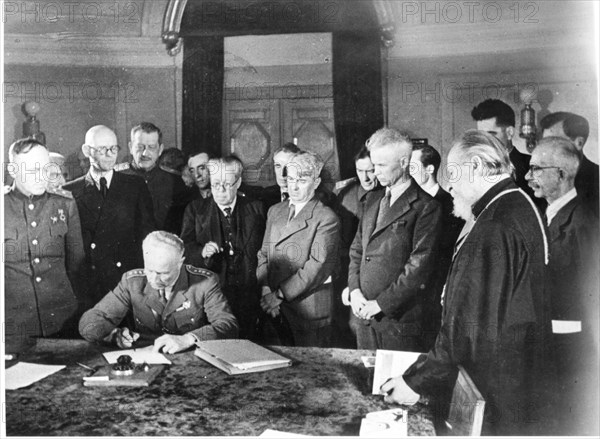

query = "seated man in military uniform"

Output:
[[79, 231, 238, 354]]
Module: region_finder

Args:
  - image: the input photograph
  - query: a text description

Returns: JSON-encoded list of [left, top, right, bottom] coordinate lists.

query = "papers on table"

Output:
[[5, 362, 66, 390], [361, 356, 376, 368], [372, 350, 422, 395], [259, 429, 308, 437], [102, 345, 171, 365], [359, 408, 408, 437]]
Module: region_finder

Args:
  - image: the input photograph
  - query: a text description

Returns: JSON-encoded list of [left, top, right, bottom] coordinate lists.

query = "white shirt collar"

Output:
[[289, 199, 310, 218], [89, 168, 114, 189], [547, 188, 578, 225], [388, 178, 412, 206], [216, 197, 237, 216], [423, 183, 440, 198]]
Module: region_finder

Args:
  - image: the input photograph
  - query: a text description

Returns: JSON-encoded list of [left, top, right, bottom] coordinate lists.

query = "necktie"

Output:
[[99, 177, 108, 199], [224, 207, 232, 218], [375, 190, 391, 230], [281, 192, 289, 202], [287, 204, 296, 223], [223, 207, 234, 256], [158, 288, 166, 303]]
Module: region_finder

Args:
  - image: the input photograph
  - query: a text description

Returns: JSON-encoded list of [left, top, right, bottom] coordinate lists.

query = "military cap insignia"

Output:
[[185, 264, 214, 277]]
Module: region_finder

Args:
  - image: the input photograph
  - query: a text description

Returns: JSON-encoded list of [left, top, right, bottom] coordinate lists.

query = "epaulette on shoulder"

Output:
[[334, 177, 357, 194], [114, 162, 131, 172], [47, 186, 73, 199], [125, 269, 146, 278], [185, 264, 215, 277]]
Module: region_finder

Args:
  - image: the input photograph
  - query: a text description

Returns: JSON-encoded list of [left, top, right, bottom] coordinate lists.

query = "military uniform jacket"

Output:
[[347, 180, 443, 334], [4, 186, 85, 353], [120, 163, 196, 233], [403, 179, 555, 435], [79, 265, 238, 343], [63, 172, 156, 306], [257, 197, 340, 330]]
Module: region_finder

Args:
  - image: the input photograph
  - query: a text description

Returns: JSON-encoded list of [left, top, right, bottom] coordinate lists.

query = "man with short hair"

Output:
[[346, 128, 442, 352], [334, 146, 383, 347], [4, 138, 85, 353], [181, 156, 266, 340], [119, 122, 194, 233], [540, 111, 599, 216], [409, 142, 464, 349], [187, 152, 212, 199], [382, 130, 555, 435], [526, 136, 599, 435], [63, 125, 156, 310], [471, 99, 534, 197], [79, 231, 238, 353], [258, 151, 340, 347]]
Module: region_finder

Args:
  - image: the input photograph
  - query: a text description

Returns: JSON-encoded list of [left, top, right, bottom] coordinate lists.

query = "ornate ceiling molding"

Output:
[[161, 0, 396, 55]]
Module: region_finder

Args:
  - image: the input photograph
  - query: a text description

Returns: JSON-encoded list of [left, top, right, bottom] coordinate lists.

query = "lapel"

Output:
[[548, 198, 578, 244], [368, 182, 418, 240], [163, 267, 190, 318], [78, 174, 104, 218], [275, 198, 316, 245]]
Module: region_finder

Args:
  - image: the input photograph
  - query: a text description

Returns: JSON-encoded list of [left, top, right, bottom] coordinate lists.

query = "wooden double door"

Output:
[[223, 86, 340, 189]]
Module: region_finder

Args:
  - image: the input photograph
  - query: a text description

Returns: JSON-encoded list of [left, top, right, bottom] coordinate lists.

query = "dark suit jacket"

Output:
[[121, 164, 196, 234], [257, 197, 340, 330], [348, 179, 443, 347], [63, 172, 156, 308], [404, 179, 555, 435], [575, 155, 599, 217], [180, 195, 266, 337]]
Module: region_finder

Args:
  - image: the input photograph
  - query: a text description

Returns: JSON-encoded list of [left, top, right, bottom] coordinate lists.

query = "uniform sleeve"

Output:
[[376, 199, 443, 315], [189, 275, 239, 340], [65, 198, 85, 298], [78, 274, 133, 343], [279, 211, 340, 301]]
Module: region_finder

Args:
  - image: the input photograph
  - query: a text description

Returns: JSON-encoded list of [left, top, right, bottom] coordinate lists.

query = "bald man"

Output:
[[64, 125, 156, 312]]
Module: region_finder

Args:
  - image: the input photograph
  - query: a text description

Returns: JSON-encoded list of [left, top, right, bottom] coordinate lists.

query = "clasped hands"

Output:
[[108, 327, 195, 354], [260, 286, 283, 317], [343, 288, 381, 320]]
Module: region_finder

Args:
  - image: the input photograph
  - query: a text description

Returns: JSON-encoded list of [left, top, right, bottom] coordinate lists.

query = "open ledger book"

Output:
[[194, 339, 292, 375]]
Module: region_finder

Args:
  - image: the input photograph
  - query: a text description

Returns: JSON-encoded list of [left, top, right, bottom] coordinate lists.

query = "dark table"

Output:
[[4, 339, 435, 436]]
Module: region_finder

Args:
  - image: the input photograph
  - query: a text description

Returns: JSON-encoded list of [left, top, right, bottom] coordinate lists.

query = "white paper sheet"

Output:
[[5, 362, 66, 390], [102, 345, 171, 365], [372, 350, 422, 395]]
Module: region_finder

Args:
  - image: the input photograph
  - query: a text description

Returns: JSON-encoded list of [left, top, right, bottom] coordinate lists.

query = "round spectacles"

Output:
[[211, 177, 240, 191], [89, 145, 120, 155]]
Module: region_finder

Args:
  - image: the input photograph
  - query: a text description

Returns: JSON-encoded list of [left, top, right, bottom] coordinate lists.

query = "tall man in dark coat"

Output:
[[118, 122, 195, 233], [526, 136, 599, 435], [382, 130, 555, 436], [347, 128, 443, 352], [540, 111, 599, 217], [409, 142, 464, 349], [63, 125, 156, 311], [258, 151, 340, 347], [4, 139, 85, 353], [181, 156, 266, 340]]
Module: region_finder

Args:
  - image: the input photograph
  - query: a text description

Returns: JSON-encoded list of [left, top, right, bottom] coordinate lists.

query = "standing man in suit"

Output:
[[335, 146, 383, 347], [63, 125, 156, 311], [181, 156, 266, 340], [526, 136, 599, 435], [409, 142, 464, 349], [118, 122, 194, 233], [258, 151, 340, 347], [4, 139, 85, 353], [346, 128, 442, 352], [382, 130, 555, 435], [188, 152, 212, 199], [540, 111, 599, 217], [471, 99, 537, 200]]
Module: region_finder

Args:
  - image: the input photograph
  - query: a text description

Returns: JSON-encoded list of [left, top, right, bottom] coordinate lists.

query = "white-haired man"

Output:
[[258, 151, 340, 347], [79, 231, 238, 353], [382, 130, 555, 435]]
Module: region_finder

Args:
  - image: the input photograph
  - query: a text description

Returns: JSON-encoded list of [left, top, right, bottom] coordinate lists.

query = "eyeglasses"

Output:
[[133, 144, 160, 152], [88, 145, 120, 155], [211, 177, 240, 191], [528, 165, 561, 174]]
